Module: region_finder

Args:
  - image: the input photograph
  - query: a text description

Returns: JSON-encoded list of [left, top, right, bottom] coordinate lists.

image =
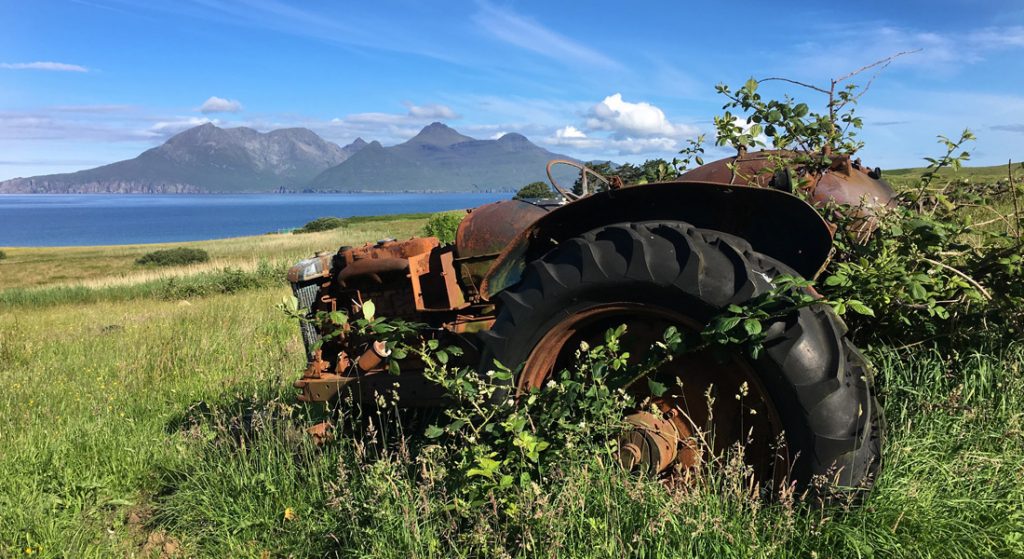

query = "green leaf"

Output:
[[424, 425, 444, 438], [847, 300, 875, 317], [647, 378, 668, 397], [717, 316, 742, 332], [362, 300, 376, 321], [743, 318, 763, 336], [910, 282, 928, 300], [824, 274, 845, 286]]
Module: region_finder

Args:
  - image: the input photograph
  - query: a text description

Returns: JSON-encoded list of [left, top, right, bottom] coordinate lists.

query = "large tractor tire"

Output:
[[481, 220, 882, 493]]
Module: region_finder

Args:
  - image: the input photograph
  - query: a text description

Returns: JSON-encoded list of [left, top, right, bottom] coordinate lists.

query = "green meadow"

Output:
[[1, 207, 1022, 558]]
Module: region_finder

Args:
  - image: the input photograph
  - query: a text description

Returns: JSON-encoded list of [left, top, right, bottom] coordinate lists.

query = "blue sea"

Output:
[[0, 193, 510, 247]]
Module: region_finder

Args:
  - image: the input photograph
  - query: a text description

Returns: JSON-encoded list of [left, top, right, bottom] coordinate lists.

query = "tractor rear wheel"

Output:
[[481, 221, 882, 494]]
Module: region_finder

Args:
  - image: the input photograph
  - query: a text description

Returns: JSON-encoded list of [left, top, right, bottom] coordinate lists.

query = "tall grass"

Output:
[[1, 282, 1022, 557], [0, 262, 282, 308]]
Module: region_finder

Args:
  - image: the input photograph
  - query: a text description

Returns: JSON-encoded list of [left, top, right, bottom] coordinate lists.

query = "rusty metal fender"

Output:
[[479, 181, 834, 300]]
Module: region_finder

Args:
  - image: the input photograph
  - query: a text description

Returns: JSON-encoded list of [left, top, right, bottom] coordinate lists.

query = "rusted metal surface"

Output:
[[678, 149, 896, 211], [409, 247, 468, 311], [291, 234, 481, 403], [356, 341, 391, 373], [337, 257, 408, 285], [339, 237, 438, 266], [307, 421, 334, 445], [293, 350, 361, 402], [455, 200, 548, 296], [619, 411, 683, 475]]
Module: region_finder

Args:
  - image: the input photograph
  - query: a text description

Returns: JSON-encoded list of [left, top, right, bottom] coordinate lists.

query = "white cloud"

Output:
[[338, 102, 460, 126], [148, 117, 215, 137], [472, 3, 620, 69], [0, 61, 88, 72], [198, 96, 243, 114], [547, 128, 680, 157], [489, 131, 509, 140], [324, 101, 465, 145], [404, 102, 459, 120], [585, 94, 697, 138], [555, 125, 587, 139]]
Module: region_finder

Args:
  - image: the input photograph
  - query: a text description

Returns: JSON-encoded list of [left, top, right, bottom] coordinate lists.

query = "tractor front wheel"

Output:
[[481, 221, 882, 494]]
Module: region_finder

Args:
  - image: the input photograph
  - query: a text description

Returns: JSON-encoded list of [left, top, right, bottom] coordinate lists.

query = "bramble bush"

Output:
[[708, 72, 1024, 351], [135, 247, 210, 267], [423, 211, 463, 245]]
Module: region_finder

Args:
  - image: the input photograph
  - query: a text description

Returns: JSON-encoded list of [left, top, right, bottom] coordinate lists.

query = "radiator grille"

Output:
[[291, 280, 322, 362]]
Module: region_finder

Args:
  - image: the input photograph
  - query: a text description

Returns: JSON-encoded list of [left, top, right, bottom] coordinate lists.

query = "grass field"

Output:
[[887, 160, 1024, 185], [1, 210, 1023, 557], [0, 213, 432, 291]]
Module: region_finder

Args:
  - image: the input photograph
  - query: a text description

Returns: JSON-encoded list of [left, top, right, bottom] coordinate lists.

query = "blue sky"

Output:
[[2, 0, 1023, 180]]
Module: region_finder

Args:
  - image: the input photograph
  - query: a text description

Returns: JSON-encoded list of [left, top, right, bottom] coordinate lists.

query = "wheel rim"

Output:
[[519, 303, 789, 483]]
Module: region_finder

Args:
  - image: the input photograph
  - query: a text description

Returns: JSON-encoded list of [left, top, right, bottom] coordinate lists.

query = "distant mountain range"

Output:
[[0, 122, 578, 194]]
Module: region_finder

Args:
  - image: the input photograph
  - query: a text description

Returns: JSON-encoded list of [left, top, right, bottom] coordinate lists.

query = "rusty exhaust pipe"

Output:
[[356, 341, 391, 373]]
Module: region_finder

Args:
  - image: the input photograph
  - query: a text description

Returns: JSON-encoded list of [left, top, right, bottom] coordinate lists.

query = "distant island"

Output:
[[0, 122, 579, 194]]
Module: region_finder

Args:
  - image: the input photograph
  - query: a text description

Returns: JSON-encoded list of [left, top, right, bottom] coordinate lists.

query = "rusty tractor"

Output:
[[287, 151, 891, 491]]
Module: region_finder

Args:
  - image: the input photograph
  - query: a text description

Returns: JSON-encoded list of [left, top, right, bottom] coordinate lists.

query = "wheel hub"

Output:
[[617, 411, 686, 475]]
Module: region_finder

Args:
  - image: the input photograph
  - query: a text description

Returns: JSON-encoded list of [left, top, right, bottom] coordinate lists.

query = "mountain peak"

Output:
[[497, 132, 530, 145], [405, 122, 473, 147], [165, 122, 226, 145]]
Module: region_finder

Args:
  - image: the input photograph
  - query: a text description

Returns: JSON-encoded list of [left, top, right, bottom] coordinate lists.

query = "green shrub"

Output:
[[423, 212, 463, 245], [160, 262, 280, 299], [0, 250, 6, 261], [135, 247, 210, 267], [513, 181, 556, 200], [293, 217, 346, 234]]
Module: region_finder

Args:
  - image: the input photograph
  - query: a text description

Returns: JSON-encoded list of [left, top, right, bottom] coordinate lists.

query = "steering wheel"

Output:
[[546, 159, 614, 201]]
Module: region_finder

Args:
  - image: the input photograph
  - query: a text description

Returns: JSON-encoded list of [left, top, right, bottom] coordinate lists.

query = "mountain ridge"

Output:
[[0, 124, 365, 194], [0, 123, 578, 193], [306, 122, 578, 192]]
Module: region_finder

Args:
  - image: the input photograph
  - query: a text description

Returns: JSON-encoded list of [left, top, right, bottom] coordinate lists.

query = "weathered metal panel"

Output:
[[479, 181, 835, 300]]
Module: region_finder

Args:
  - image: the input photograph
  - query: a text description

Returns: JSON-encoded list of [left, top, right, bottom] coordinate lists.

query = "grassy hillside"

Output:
[[1, 211, 1022, 557], [886, 160, 1024, 186]]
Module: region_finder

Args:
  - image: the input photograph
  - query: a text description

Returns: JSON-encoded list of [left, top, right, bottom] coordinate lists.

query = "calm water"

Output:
[[0, 193, 510, 247]]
